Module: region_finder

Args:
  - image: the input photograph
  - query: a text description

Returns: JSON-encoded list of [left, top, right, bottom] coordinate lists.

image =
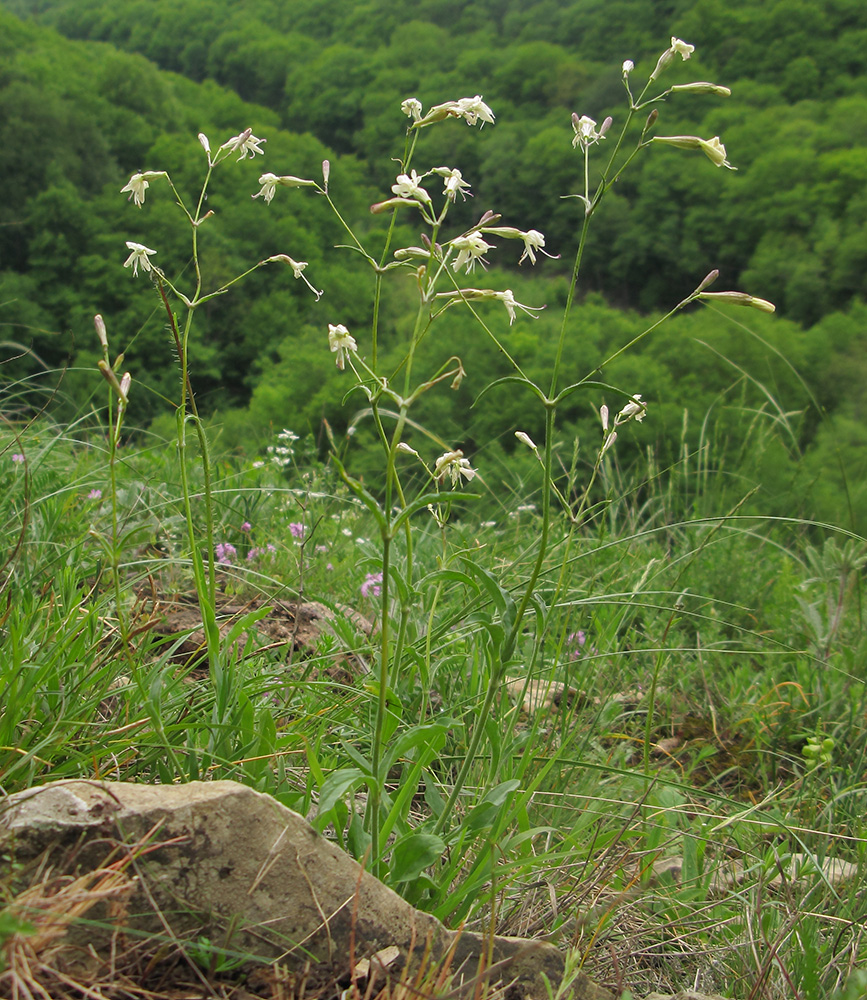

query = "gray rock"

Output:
[[0, 779, 613, 999]]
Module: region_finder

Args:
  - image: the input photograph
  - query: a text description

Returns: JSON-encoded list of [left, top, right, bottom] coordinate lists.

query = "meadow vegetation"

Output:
[[1, 3, 867, 998]]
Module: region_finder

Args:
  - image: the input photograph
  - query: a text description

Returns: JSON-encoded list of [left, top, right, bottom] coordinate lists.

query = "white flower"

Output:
[[571, 114, 605, 150], [622, 60, 634, 75], [391, 169, 431, 203], [220, 128, 266, 160], [519, 229, 548, 265], [198, 133, 211, 154], [496, 289, 543, 325], [254, 172, 318, 203], [698, 136, 734, 168], [600, 404, 609, 432], [122, 241, 157, 277], [434, 449, 477, 487], [651, 37, 695, 80], [434, 287, 544, 324], [432, 166, 472, 202], [451, 232, 494, 273], [455, 95, 495, 127], [515, 431, 538, 452], [328, 323, 357, 370], [481, 227, 554, 265], [253, 173, 280, 204], [617, 394, 646, 423], [651, 134, 736, 169], [410, 96, 495, 129], [120, 171, 164, 208], [264, 255, 323, 300], [401, 97, 423, 120], [396, 442, 420, 457], [671, 37, 695, 60]]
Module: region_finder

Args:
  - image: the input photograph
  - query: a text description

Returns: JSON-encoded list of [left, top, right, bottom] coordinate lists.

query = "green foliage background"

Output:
[[1, 0, 866, 530]]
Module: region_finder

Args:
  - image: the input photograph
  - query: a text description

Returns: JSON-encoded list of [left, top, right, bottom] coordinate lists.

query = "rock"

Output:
[[0, 780, 614, 1000]]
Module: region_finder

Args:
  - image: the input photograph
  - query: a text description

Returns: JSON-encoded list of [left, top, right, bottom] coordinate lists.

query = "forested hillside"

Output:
[[1, 0, 866, 528], [7, 0, 867, 321]]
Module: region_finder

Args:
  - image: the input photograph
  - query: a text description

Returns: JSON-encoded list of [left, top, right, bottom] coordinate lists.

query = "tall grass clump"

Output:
[[3, 33, 867, 1000]]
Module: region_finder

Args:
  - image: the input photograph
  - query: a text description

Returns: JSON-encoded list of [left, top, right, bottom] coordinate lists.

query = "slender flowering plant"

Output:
[[94, 35, 773, 892], [108, 128, 325, 670]]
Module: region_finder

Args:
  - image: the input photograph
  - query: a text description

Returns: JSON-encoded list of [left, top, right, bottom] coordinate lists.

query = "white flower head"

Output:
[[652, 134, 736, 169], [617, 394, 646, 423], [451, 232, 494, 273], [481, 226, 558, 266], [496, 289, 544, 325], [432, 166, 472, 202], [220, 128, 266, 161], [265, 255, 323, 300], [253, 172, 317, 204], [622, 59, 634, 75], [401, 97, 423, 121], [518, 228, 551, 265], [651, 37, 695, 80], [391, 169, 432, 203], [328, 323, 357, 370], [455, 95, 495, 128], [120, 171, 165, 208], [671, 37, 695, 60], [122, 241, 157, 277], [571, 114, 606, 150], [254, 173, 280, 204], [434, 449, 477, 487], [435, 287, 543, 324]]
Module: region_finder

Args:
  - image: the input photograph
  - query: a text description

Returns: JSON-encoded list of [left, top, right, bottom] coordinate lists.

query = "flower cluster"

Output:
[[266, 429, 300, 468], [361, 571, 384, 598], [289, 522, 305, 540], [600, 395, 647, 457], [434, 450, 477, 487], [247, 544, 277, 562], [215, 542, 238, 564], [571, 114, 612, 150], [403, 95, 495, 130], [328, 324, 357, 370]]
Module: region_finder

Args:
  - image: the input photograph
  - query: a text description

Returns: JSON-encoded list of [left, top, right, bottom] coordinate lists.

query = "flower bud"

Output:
[[622, 60, 634, 75], [697, 269, 720, 293], [515, 431, 538, 452], [670, 82, 732, 97], [94, 314, 108, 351], [645, 109, 658, 131], [322, 159, 330, 187], [698, 291, 776, 313]]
